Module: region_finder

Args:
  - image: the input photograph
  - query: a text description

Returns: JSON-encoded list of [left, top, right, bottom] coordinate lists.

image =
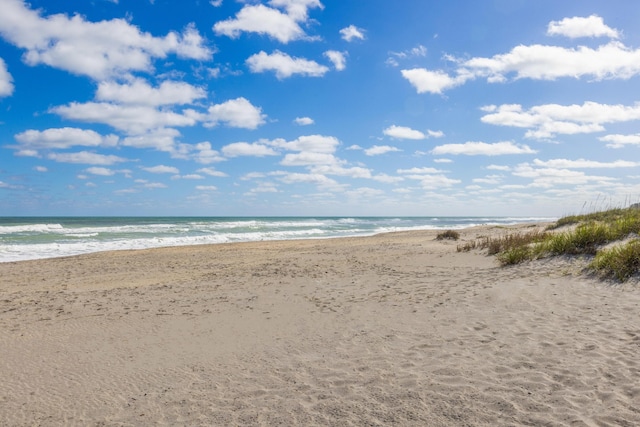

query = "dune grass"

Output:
[[458, 206, 640, 282], [436, 230, 460, 241]]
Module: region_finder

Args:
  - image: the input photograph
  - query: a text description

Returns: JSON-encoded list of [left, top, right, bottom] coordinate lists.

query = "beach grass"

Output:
[[436, 230, 460, 241], [460, 206, 640, 282]]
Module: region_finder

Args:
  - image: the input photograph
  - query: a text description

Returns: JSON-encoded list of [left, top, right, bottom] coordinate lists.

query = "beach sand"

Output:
[[1, 224, 639, 426]]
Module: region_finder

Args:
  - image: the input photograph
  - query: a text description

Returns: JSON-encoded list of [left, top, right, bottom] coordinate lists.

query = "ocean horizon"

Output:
[[0, 216, 556, 263]]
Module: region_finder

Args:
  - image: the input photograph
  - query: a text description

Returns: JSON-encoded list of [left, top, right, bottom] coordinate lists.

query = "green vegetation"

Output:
[[436, 230, 460, 241], [458, 206, 640, 282]]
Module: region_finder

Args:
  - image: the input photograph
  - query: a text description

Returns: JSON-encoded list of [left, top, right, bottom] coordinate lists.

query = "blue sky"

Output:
[[1, 0, 640, 216]]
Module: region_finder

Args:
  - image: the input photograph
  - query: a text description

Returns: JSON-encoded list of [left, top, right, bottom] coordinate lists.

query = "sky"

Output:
[[1, 0, 640, 217]]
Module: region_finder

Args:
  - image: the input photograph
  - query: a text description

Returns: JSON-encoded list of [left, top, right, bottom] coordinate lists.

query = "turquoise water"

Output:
[[0, 216, 555, 262]]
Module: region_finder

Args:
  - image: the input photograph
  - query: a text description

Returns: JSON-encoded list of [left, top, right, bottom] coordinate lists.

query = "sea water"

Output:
[[0, 216, 555, 262]]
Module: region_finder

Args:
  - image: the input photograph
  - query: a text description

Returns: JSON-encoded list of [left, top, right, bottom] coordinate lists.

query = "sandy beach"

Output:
[[1, 224, 639, 426]]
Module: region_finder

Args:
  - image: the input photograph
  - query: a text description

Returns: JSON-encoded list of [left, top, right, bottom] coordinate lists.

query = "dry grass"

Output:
[[460, 206, 640, 281]]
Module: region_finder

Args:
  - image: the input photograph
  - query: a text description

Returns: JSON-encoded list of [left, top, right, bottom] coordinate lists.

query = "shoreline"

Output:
[[1, 223, 639, 425], [0, 216, 556, 264]]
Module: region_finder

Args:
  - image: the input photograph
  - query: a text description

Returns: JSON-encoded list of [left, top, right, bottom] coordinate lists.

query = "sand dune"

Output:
[[1, 225, 639, 426]]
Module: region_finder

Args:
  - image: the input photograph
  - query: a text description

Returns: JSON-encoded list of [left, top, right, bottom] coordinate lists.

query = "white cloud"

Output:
[[402, 17, 640, 94], [364, 145, 402, 156], [85, 167, 116, 176], [222, 142, 278, 157], [512, 163, 615, 187], [340, 25, 365, 42], [433, 158, 452, 163], [141, 165, 180, 174], [532, 158, 640, 168], [246, 50, 329, 79], [193, 142, 226, 164], [121, 128, 182, 155], [0, 0, 211, 80], [416, 175, 461, 189], [294, 116, 314, 125], [197, 167, 228, 177], [14, 127, 119, 150], [269, 0, 323, 21], [432, 141, 536, 156], [245, 182, 280, 195], [204, 97, 266, 129], [0, 58, 13, 97], [487, 165, 511, 171], [47, 151, 128, 165], [210, 0, 223, 6], [401, 68, 471, 94], [311, 164, 372, 179], [143, 182, 168, 189], [270, 134, 340, 153], [386, 45, 426, 67], [281, 152, 339, 166], [473, 175, 503, 185], [464, 41, 640, 82], [599, 134, 640, 148], [427, 130, 445, 138], [213, 2, 321, 43], [324, 50, 347, 71], [196, 185, 218, 191], [383, 125, 426, 140], [481, 101, 640, 139], [280, 172, 340, 188], [34, 166, 48, 172], [547, 15, 619, 39], [398, 167, 444, 174], [51, 102, 198, 134], [96, 79, 206, 106]]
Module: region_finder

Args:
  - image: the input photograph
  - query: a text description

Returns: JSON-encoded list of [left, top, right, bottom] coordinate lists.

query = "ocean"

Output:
[[0, 216, 555, 263]]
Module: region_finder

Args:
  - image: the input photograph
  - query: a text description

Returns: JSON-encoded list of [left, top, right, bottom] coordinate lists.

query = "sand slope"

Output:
[[1, 226, 639, 426]]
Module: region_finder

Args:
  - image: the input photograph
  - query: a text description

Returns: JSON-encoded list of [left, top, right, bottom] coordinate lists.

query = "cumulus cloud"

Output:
[[14, 127, 119, 150], [532, 158, 640, 168], [85, 167, 116, 176], [246, 50, 329, 79], [281, 152, 339, 166], [222, 142, 278, 157], [383, 125, 426, 140], [141, 165, 180, 174], [193, 142, 226, 164], [340, 25, 365, 42], [431, 141, 536, 156], [599, 133, 640, 148], [294, 116, 314, 125], [481, 101, 640, 139], [0, 58, 13, 97], [0, 0, 212, 80], [397, 167, 461, 189], [121, 128, 182, 153], [204, 97, 266, 129], [402, 16, 640, 94], [511, 163, 615, 187], [270, 134, 340, 153], [196, 167, 228, 177], [47, 151, 128, 165], [96, 79, 206, 106], [547, 15, 620, 39], [324, 50, 347, 71], [280, 172, 340, 188], [364, 145, 402, 156], [51, 102, 198, 135], [401, 68, 471, 94], [213, 1, 322, 43]]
